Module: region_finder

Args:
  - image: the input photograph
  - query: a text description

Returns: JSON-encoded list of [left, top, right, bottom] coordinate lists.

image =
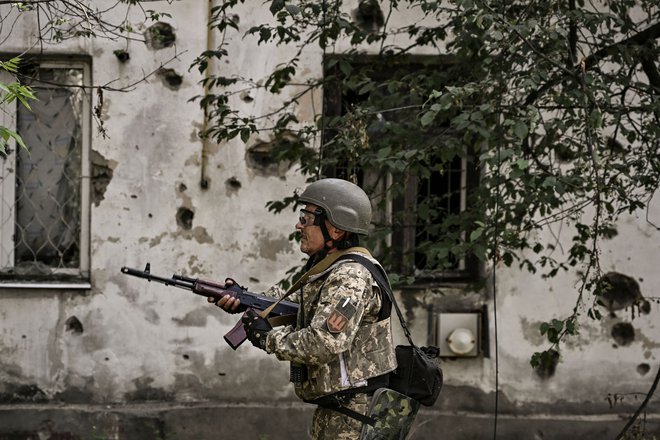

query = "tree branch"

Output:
[[525, 22, 660, 106], [615, 364, 660, 440]]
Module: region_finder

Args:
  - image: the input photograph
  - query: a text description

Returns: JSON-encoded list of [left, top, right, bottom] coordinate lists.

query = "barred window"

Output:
[[323, 56, 480, 282], [0, 59, 91, 287]]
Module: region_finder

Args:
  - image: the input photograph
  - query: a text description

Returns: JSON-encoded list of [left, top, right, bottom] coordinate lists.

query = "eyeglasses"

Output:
[[299, 208, 322, 227]]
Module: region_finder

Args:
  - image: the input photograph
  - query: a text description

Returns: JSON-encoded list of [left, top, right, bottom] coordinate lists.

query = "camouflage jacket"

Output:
[[264, 251, 397, 401]]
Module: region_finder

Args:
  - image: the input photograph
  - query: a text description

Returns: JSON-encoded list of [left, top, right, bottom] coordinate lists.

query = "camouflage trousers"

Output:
[[310, 389, 419, 440], [310, 393, 370, 440]]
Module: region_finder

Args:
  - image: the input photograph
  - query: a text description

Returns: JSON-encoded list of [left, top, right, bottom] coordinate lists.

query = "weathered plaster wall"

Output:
[[0, 0, 303, 408], [0, 1, 659, 439]]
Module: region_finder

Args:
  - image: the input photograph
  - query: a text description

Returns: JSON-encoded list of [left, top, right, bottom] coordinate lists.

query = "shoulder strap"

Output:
[[334, 254, 416, 347], [285, 246, 372, 294], [258, 247, 372, 320]]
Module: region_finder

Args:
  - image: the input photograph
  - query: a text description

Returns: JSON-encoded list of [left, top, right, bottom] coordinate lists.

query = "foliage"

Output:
[[0, 1, 175, 142], [0, 56, 35, 155], [194, 0, 660, 365], [5, 0, 172, 43]]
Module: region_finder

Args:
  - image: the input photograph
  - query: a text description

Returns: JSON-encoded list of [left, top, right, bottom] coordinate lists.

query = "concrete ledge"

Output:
[[0, 403, 657, 439]]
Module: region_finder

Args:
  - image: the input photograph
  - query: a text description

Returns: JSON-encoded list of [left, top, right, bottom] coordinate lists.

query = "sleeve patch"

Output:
[[325, 298, 357, 334]]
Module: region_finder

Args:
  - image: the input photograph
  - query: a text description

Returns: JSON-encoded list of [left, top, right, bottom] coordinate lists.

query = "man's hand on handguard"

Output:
[[207, 278, 242, 313]]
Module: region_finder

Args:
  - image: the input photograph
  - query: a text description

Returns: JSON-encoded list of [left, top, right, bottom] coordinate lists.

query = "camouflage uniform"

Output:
[[264, 251, 397, 438], [311, 392, 370, 440]]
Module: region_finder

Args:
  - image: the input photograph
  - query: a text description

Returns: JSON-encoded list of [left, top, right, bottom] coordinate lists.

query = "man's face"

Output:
[[296, 203, 327, 255]]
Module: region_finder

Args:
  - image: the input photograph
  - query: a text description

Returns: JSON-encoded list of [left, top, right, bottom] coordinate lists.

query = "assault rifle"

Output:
[[120, 263, 298, 349]]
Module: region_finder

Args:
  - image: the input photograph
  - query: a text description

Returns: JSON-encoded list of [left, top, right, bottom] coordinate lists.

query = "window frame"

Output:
[[0, 55, 92, 289], [391, 154, 481, 282], [322, 54, 482, 284]]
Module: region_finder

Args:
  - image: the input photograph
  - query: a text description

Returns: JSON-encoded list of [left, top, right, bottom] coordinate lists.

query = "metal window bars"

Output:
[[0, 64, 89, 282]]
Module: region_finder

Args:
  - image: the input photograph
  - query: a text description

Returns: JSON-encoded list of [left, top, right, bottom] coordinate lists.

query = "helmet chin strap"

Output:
[[306, 210, 353, 267], [307, 213, 340, 266], [320, 221, 335, 251]]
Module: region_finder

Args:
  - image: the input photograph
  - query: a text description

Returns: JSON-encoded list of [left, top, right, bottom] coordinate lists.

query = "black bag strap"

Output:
[[304, 395, 377, 425], [334, 254, 416, 347]]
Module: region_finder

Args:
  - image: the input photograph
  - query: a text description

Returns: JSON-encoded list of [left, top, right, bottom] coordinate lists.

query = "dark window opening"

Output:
[[322, 55, 480, 282]]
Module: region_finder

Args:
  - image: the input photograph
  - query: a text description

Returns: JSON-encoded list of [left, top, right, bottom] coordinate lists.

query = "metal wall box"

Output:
[[437, 312, 480, 357]]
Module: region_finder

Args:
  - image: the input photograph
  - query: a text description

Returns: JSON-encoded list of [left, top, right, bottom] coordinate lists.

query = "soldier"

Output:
[[212, 178, 398, 439]]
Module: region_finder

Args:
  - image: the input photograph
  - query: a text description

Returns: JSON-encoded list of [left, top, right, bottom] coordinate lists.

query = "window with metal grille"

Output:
[[322, 55, 480, 282], [0, 59, 91, 288]]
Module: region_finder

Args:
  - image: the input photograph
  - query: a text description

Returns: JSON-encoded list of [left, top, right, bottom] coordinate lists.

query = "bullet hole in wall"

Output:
[[245, 133, 300, 176], [611, 322, 635, 346], [247, 143, 274, 169], [158, 68, 183, 90], [598, 272, 645, 314], [554, 142, 576, 162], [225, 177, 242, 194], [353, 0, 385, 31], [240, 90, 255, 102], [176, 207, 194, 230], [606, 137, 627, 155], [145, 22, 176, 50], [65, 316, 84, 334], [113, 49, 130, 62], [600, 224, 618, 239], [534, 349, 559, 380], [637, 363, 650, 376], [91, 150, 115, 207], [554, 136, 628, 163]]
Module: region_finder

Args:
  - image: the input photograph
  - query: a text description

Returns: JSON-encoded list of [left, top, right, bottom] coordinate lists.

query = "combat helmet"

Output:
[[299, 178, 372, 235]]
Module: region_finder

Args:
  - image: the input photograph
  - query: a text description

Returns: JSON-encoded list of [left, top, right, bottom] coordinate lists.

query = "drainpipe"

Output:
[[200, 0, 214, 189]]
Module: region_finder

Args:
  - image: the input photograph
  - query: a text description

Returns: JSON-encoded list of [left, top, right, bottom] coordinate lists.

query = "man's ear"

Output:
[[326, 224, 346, 241]]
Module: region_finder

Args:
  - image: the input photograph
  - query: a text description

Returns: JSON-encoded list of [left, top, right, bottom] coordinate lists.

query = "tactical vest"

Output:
[[266, 250, 397, 401]]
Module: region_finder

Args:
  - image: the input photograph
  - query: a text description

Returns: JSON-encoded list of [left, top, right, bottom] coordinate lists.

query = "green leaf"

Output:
[[513, 121, 528, 140], [420, 110, 436, 127], [514, 159, 529, 170], [285, 4, 300, 14], [470, 227, 483, 241], [270, 0, 285, 15], [338, 59, 352, 77], [0, 126, 29, 153], [490, 30, 503, 41], [259, 27, 272, 43]]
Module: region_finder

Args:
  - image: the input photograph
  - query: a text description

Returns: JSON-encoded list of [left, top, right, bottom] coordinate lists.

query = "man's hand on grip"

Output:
[[242, 308, 272, 350]]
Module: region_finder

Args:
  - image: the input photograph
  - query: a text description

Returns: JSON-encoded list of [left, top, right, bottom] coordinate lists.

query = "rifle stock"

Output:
[[120, 263, 298, 349]]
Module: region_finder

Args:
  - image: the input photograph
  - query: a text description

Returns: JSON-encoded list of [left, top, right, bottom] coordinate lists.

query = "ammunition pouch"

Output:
[[290, 363, 309, 383]]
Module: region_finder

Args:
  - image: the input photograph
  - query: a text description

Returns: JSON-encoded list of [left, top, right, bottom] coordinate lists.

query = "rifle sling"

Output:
[[267, 313, 296, 327]]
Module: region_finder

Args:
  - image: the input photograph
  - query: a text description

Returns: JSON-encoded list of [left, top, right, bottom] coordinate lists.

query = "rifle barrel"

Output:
[[120, 266, 194, 289]]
